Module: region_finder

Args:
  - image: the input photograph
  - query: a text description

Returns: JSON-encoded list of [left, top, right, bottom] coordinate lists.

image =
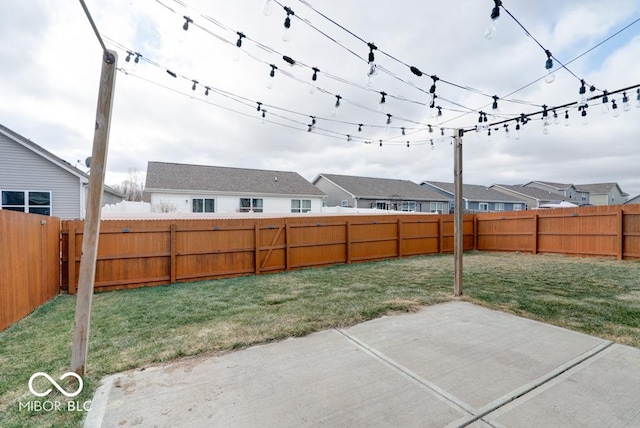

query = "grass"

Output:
[[1, 252, 639, 427]]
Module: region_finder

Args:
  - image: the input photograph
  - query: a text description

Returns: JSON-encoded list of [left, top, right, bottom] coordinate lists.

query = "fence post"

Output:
[[285, 219, 291, 270], [532, 212, 539, 255], [473, 215, 478, 250], [617, 206, 624, 260], [170, 224, 177, 283], [397, 218, 403, 258], [254, 222, 260, 275], [438, 217, 443, 254], [68, 225, 77, 295], [346, 221, 351, 264]]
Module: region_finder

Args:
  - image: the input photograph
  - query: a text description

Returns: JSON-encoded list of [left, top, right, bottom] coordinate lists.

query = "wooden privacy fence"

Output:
[[61, 214, 476, 293], [0, 210, 60, 331], [476, 205, 640, 259]]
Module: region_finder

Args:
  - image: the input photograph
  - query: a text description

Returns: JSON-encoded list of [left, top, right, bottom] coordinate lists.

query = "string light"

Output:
[[553, 109, 559, 125], [578, 80, 587, 107], [406, 141, 410, 148], [262, 0, 272, 16], [622, 92, 630, 111], [541, 104, 549, 125], [332, 95, 342, 116], [204, 86, 210, 96], [367, 42, 378, 85], [485, 0, 502, 39], [401, 127, 405, 135], [234, 32, 245, 61], [182, 16, 193, 31], [430, 139, 434, 150], [503, 123, 509, 138], [191, 79, 198, 91], [385, 113, 392, 131], [378, 91, 387, 111], [261, 109, 267, 124], [491, 95, 500, 115], [602, 90, 609, 114], [564, 110, 570, 126], [544, 50, 555, 83], [282, 55, 295, 66], [612, 99, 620, 117], [580, 105, 588, 125], [358, 123, 363, 132], [515, 119, 521, 139], [429, 75, 438, 108], [309, 67, 319, 94], [267, 64, 277, 89], [636, 89, 640, 108], [282, 6, 294, 42]]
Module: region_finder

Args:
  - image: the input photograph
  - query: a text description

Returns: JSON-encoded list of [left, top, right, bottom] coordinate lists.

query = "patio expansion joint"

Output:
[[451, 340, 615, 428], [334, 328, 476, 417]]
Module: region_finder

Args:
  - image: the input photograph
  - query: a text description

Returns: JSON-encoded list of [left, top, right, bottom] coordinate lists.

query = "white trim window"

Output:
[[192, 198, 215, 213], [495, 202, 504, 212], [401, 201, 416, 212], [291, 199, 311, 213], [1, 190, 51, 216], [240, 198, 263, 212], [430, 202, 443, 213], [478, 203, 489, 211], [513, 204, 523, 211], [340, 200, 349, 207], [375, 201, 389, 210]]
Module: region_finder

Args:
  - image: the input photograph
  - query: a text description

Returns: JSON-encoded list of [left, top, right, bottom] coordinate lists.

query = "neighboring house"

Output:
[[575, 183, 628, 206], [0, 124, 123, 219], [421, 181, 527, 213], [522, 181, 588, 205], [624, 194, 640, 205], [490, 184, 576, 209], [313, 173, 450, 213], [143, 161, 326, 214]]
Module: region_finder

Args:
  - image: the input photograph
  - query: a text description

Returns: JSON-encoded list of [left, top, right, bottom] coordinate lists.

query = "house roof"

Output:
[[575, 182, 628, 196], [492, 184, 574, 202], [422, 181, 526, 203], [624, 194, 640, 204], [314, 173, 448, 201], [0, 123, 122, 197], [529, 181, 575, 190], [145, 161, 325, 197]]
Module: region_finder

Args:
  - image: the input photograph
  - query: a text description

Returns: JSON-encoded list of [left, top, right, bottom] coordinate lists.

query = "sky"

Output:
[[2, 0, 640, 198]]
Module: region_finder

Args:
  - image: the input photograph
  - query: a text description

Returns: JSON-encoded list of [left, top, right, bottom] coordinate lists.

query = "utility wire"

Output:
[[78, 0, 109, 54]]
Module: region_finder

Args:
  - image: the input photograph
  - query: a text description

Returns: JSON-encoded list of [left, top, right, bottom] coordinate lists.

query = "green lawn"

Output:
[[1, 252, 639, 427]]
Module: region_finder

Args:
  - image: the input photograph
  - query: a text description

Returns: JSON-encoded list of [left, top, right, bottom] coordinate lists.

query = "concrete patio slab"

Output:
[[85, 301, 639, 428]]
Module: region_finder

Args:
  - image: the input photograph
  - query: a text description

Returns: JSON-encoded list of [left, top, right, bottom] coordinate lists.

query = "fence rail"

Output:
[[61, 214, 476, 293], [0, 210, 60, 331]]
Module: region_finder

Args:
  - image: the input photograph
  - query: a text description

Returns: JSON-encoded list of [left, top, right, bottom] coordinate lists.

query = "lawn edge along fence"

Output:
[[61, 214, 475, 293]]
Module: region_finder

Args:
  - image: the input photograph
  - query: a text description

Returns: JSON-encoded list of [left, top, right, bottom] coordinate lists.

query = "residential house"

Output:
[[0, 124, 122, 219], [575, 183, 628, 205], [522, 181, 588, 205], [490, 184, 578, 209], [421, 181, 527, 213], [624, 194, 640, 205], [143, 161, 325, 214], [313, 173, 449, 213]]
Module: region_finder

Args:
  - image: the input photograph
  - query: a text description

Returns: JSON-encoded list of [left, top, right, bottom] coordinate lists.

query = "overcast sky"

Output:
[[3, 0, 640, 197]]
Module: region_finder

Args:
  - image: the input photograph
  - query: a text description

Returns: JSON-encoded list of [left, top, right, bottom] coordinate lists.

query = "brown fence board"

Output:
[[0, 210, 60, 331]]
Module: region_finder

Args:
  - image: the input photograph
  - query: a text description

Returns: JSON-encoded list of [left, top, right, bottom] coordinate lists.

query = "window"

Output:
[[340, 200, 349, 207], [401, 201, 416, 211], [1, 190, 51, 215], [192, 198, 215, 213], [240, 198, 263, 212], [430, 202, 443, 213], [513, 204, 522, 211], [495, 203, 504, 212], [375, 201, 389, 210], [291, 199, 311, 213], [479, 203, 489, 211]]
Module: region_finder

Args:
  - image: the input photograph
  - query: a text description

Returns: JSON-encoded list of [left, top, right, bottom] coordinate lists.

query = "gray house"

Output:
[[144, 161, 326, 214], [522, 181, 588, 205], [0, 124, 122, 219], [421, 181, 527, 213], [313, 173, 449, 213], [491, 184, 580, 209], [624, 194, 640, 205], [575, 183, 628, 205]]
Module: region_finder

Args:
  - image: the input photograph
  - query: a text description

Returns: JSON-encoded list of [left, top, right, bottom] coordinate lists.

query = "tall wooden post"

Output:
[[453, 129, 464, 297], [71, 50, 117, 375]]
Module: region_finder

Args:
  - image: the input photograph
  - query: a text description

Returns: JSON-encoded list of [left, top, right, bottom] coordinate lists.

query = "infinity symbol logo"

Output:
[[28, 372, 83, 398]]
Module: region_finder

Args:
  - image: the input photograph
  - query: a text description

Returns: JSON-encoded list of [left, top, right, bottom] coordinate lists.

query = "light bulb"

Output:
[[564, 110, 570, 126], [309, 83, 316, 95], [581, 107, 588, 125], [544, 52, 555, 83], [475, 125, 480, 138], [367, 63, 378, 87], [612, 100, 620, 117], [282, 9, 293, 42], [515, 123, 521, 139], [233, 48, 241, 62], [261, 110, 267, 125], [267, 78, 274, 90], [545, 69, 555, 84], [543, 122, 549, 135], [553, 110, 559, 125], [602, 91, 609, 114], [332, 95, 341, 117], [262, 0, 272, 16], [282, 27, 291, 42], [430, 140, 434, 150], [485, 19, 497, 39], [622, 92, 630, 111], [635, 89, 640, 108]]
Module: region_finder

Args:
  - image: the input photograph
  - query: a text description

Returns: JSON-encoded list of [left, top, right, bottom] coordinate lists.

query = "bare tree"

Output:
[[153, 199, 177, 213], [111, 168, 144, 201]]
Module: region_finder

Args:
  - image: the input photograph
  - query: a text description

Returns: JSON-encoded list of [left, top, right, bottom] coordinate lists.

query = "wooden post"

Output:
[[397, 218, 403, 258], [346, 221, 351, 264], [473, 215, 479, 250], [453, 129, 463, 297], [68, 226, 77, 295], [285, 220, 291, 270], [617, 206, 624, 260], [254, 223, 260, 275], [170, 224, 177, 283], [71, 50, 117, 375], [438, 217, 443, 254], [532, 212, 539, 255]]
